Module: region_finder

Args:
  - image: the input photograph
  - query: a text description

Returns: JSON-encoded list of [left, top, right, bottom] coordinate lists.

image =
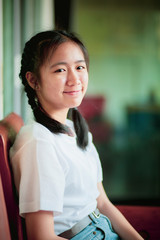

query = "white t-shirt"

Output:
[[10, 119, 103, 235]]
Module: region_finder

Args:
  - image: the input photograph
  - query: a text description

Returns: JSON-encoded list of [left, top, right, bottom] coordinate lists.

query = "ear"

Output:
[[25, 72, 39, 90]]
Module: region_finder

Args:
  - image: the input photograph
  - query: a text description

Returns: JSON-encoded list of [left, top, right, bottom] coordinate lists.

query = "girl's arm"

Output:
[[97, 182, 144, 240], [25, 210, 68, 240]]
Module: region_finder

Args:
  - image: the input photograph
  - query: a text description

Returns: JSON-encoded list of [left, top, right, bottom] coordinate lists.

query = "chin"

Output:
[[70, 98, 84, 108], [68, 102, 82, 109]]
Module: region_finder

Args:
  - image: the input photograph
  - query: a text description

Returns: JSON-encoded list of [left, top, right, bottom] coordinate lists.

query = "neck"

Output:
[[45, 108, 69, 124], [38, 102, 69, 124]]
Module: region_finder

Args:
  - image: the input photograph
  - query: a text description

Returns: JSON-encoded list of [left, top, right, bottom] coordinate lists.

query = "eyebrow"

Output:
[[49, 60, 86, 69]]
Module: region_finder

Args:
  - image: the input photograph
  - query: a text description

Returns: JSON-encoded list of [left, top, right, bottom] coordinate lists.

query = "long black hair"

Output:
[[19, 30, 89, 149]]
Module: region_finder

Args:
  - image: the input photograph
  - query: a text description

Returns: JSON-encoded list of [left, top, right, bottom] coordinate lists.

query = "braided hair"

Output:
[[19, 30, 89, 149]]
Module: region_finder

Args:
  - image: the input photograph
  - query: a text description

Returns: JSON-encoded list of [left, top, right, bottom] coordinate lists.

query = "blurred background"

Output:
[[1, 0, 160, 205]]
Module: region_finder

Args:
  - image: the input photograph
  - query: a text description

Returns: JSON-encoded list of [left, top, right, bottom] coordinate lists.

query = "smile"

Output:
[[63, 90, 82, 95]]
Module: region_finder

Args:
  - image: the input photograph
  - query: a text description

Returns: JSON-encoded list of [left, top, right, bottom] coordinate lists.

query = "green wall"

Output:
[[76, 1, 160, 128], [3, 0, 14, 116]]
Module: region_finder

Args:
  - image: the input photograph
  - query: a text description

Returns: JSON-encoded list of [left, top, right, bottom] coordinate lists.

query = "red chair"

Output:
[[116, 205, 160, 240], [0, 174, 11, 240], [0, 112, 26, 240]]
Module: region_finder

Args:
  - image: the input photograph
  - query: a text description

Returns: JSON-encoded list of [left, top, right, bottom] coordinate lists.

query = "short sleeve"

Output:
[[18, 138, 65, 217], [88, 132, 103, 183], [92, 144, 103, 183]]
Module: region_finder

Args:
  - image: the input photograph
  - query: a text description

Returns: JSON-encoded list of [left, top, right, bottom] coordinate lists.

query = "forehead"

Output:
[[48, 41, 85, 63]]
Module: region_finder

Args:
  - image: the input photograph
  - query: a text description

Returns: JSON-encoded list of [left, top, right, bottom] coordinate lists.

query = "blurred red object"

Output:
[[78, 95, 112, 143], [116, 205, 160, 240], [78, 95, 106, 121]]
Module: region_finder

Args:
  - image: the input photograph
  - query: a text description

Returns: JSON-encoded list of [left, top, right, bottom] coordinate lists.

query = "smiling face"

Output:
[[35, 41, 88, 123]]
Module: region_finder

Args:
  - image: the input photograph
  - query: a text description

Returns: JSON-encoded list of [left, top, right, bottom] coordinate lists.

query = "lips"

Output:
[[63, 89, 82, 94]]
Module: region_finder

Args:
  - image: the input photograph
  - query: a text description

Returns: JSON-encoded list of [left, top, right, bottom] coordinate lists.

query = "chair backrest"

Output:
[[0, 174, 11, 240], [0, 112, 26, 240], [117, 205, 160, 240]]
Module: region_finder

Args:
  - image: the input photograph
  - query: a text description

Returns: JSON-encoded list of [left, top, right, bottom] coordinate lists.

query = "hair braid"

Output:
[[71, 108, 89, 149], [20, 43, 37, 111]]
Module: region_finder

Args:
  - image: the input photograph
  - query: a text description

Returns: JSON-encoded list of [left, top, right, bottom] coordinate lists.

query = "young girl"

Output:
[[10, 30, 143, 240]]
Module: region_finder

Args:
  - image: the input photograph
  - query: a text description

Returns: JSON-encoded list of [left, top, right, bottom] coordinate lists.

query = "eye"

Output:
[[55, 68, 65, 73], [77, 66, 85, 70]]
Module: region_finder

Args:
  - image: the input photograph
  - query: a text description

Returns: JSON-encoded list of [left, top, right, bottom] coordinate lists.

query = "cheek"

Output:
[[42, 78, 64, 92], [83, 74, 89, 88]]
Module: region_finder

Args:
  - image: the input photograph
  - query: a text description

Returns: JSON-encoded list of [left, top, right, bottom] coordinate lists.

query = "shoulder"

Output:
[[10, 121, 56, 157], [18, 121, 54, 142]]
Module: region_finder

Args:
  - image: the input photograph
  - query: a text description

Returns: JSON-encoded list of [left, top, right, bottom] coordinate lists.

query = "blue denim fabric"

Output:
[[71, 214, 121, 240]]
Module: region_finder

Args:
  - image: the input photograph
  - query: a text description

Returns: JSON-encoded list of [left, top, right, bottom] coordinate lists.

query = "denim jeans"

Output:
[[71, 214, 121, 240]]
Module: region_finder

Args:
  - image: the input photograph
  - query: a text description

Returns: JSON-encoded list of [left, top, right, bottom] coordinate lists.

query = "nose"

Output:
[[66, 69, 81, 86]]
